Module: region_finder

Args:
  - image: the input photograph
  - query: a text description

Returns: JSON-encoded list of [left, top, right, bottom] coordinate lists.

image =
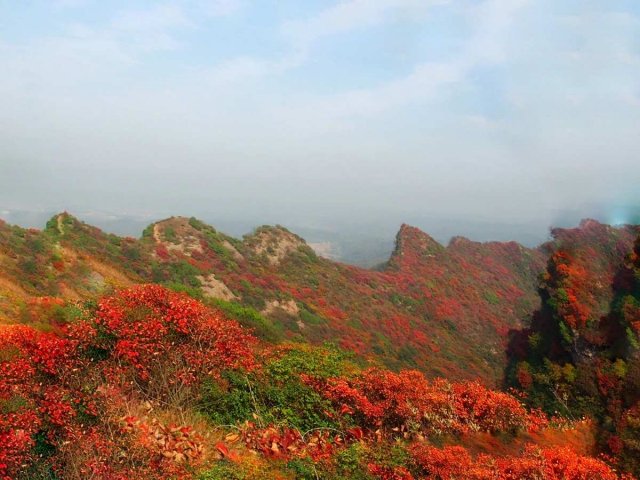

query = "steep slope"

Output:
[[385, 224, 545, 363], [507, 221, 640, 475]]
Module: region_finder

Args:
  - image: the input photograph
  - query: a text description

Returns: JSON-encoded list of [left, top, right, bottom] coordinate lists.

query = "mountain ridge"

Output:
[[1, 212, 637, 385]]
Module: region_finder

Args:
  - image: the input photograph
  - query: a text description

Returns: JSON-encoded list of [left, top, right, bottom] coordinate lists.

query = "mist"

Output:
[[1, 0, 639, 258]]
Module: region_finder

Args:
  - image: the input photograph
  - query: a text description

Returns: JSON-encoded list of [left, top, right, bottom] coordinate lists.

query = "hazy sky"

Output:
[[1, 0, 639, 231]]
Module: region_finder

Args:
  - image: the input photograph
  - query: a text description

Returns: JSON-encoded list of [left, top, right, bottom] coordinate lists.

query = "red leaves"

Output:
[[410, 444, 622, 480], [0, 283, 630, 478], [155, 244, 170, 260], [0, 285, 257, 478], [516, 363, 533, 390], [367, 463, 415, 480], [545, 250, 595, 332], [340, 404, 354, 415], [233, 423, 338, 462], [215, 442, 229, 458], [90, 284, 257, 386], [305, 368, 534, 438], [0, 410, 40, 479]]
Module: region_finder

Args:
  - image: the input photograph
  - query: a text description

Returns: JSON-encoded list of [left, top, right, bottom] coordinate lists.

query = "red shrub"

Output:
[[410, 443, 621, 480], [0, 285, 258, 479], [304, 368, 532, 436]]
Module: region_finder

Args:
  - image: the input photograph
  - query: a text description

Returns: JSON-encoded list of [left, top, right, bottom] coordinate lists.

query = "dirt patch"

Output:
[[87, 271, 106, 291], [262, 299, 300, 316], [197, 274, 237, 301], [83, 255, 136, 287]]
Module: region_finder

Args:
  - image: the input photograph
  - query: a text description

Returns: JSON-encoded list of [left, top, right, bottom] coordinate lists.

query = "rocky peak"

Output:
[[147, 216, 207, 256], [394, 224, 443, 256], [244, 225, 307, 266]]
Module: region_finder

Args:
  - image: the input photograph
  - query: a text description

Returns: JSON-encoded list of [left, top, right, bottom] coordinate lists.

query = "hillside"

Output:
[[2, 214, 640, 478], [1, 214, 637, 386], [507, 221, 640, 474], [0, 284, 630, 479], [0, 213, 540, 384]]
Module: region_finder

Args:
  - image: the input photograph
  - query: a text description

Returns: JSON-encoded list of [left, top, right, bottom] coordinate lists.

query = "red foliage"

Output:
[[516, 363, 533, 390], [367, 463, 415, 480], [410, 443, 622, 480], [0, 285, 257, 479], [545, 251, 594, 331], [155, 244, 170, 260], [90, 284, 256, 384], [303, 368, 535, 437], [239, 424, 335, 461]]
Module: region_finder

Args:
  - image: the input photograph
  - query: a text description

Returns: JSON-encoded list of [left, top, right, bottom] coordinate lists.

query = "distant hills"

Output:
[[1, 212, 637, 386], [9, 207, 638, 266]]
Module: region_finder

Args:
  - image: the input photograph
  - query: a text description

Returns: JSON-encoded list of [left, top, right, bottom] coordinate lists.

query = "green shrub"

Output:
[[332, 443, 374, 480], [165, 282, 204, 300], [212, 299, 283, 342], [165, 260, 202, 287], [200, 345, 355, 431], [286, 458, 318, 479], [163, 226, 178, 243], [299, 307, 326, 326], [197, 461, 248, 480]]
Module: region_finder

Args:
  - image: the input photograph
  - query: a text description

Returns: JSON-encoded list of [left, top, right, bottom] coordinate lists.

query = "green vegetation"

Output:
[[211, 299, 283, 342], [199, 345, 355, 431]]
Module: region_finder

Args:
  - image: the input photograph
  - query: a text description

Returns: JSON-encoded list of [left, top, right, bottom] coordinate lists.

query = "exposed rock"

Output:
[[246, 226, 306, 266], [262, 299, 300, 316], [197, 274, 237, 301], [308, 241, 339, 260], [222, 240, 244, 261], [153, 220, 203, 256]]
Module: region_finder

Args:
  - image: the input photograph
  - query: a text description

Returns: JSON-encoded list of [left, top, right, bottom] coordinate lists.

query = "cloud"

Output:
[[111, 4, 193, 32], [195, 0, 245, 17], [0, 3, 196, 96], [283, 0, 448, 50], [270, 0, 530, 126], [191, 0, 451, 93], [1, 0, 638, 227]]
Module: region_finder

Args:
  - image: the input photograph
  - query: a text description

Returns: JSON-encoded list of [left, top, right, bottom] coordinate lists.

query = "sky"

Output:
[[1, 0, 639, 240]]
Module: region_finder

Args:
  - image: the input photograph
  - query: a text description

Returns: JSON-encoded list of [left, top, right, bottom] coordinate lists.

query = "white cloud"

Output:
[[53, 0, 89, 8], [193, 0, 451, 93], [195, 0, 245, 17], [270, 0, 530, 127], [283, 0, 448, 50], [112, 5, 193, 32], [1, 0, 639, 225]]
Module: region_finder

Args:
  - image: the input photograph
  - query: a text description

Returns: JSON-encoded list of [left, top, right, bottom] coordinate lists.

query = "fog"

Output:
[[1, 0, 639, 260]]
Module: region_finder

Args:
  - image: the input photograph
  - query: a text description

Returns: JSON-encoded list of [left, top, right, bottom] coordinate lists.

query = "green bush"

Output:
[[197, 461, 248, 480], [165, 282, 204, 300], [331, 443, 374, 480], [212, 299, 283, 342], [200, 345, 355, 431]]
